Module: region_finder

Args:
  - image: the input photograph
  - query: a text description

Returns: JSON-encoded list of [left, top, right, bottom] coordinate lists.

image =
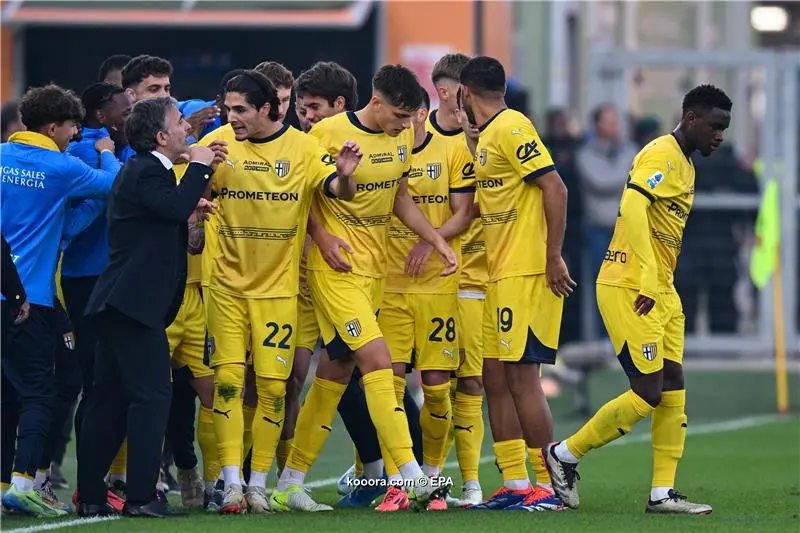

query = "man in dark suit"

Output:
[[76, 97, 225, 518]]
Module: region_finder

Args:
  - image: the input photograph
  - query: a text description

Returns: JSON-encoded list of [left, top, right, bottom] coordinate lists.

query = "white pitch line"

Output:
[[6, 413, 792, 533], [4, 515, 120, 533]]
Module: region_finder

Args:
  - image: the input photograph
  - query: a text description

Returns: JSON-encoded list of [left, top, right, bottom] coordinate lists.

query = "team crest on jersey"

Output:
[[642, 343, 658, 361], [479, 148, 487, 166], [426, 162, 442, 180], [345, 319, 362, 338], [646, 171, 664, 190], [206, 335, 216, 357], [274, 160, 291, 178], [63, 333, 75, 351], [398, 145, 407, 163]]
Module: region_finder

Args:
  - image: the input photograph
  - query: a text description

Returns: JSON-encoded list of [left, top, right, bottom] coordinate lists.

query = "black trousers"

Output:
[[77, 307, 172, 506], [60, 275, 100, 455], [165, 365, 198, 471], [0, 302, 57, 478]]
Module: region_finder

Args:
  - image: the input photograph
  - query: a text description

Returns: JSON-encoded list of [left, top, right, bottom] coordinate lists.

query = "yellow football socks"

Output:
[[455, 392, 484, 483], [213, 363, 246, 468], [198, 406, 220, 482], [494, 439, 528, 485], [566, 390, 654, 459], [379, 375, 407, 479], [242, 405, 256, 465], [108, 440, 127, 477], [354, 448, 363, 477], [285, 377, 346, 473], [363, 369, 415, 471], [651, 389, 686, 489], [251, 377, 287, 476], [528, 447, 551, 487], [420, 382, 452, 470]]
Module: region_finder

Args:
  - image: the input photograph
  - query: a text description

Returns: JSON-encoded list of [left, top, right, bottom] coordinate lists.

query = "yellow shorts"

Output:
[[378, 291, 459, 372], [167, 284, 213, 379], [596, 284, 684, 377], [296, 281, 320, 352], [456, 291, 485, 378], [485, 275, 562, 364], [308, 270, 384, 359], [205, 288, 296, 380]]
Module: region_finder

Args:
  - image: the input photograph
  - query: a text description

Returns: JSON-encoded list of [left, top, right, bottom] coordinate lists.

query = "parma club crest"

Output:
[[345, 319, 362, 338], [479, 148, 487, 166], [426, 162, 442, 180], [274, 160, 291, 178], [642, 343, 658, 361], [63, 332, 75, 351], [398, 145, 407, 163]]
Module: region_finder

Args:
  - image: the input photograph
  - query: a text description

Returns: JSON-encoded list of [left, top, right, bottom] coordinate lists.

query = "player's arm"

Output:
[[393, 178, 457, 276], [307, 209, 353, 273], [323, 141, 361, 201], [62, 199, 106, 244], [506, 122, 575, 296], [619, 189, 658, 315], [65, 139, 121, 199]]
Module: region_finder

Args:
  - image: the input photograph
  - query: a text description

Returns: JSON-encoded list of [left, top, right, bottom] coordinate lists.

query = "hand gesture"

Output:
[[405, 240, 433, 277], [633, 294, 656, 316], [95, 137, 115, 154], [14, 300, 30, 325], [434, 239, 458, 277], [188, 145, 215, 167], [206, 140, 229, 170], [335, 141, 363, 178], [192, 198, 218, 222], [317, 231, 354, 273], [545, 255, 577, 297], [186, 105, 220, 138]]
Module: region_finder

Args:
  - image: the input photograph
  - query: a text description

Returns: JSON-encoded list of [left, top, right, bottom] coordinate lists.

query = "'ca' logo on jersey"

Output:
[[642, 343, 658, 361], [479, 149, 487, 166], [345, 319, 362, 338], [426, 162, 442, 180], [274, 160, 291, 178], [398, 145, 407, 163]]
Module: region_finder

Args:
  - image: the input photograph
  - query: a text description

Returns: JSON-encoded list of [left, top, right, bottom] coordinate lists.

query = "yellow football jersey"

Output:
[[174, 162, 202, 285], [308, 111, 413, 278], [597, 134, 695, 291], [474, 109, 556, 281], [385, 130, 475, 293], [199, 124, 236, 288], [425, 110, 489, 293], [201, 123, 336, 298]]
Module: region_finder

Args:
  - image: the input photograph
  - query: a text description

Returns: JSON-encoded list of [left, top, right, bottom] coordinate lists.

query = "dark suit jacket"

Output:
[[1, 234, 26, 310], [85, 152, 211, 330]]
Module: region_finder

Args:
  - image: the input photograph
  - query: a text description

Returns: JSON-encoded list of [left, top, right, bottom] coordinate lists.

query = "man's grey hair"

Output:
[[125, 96, 179, 153]]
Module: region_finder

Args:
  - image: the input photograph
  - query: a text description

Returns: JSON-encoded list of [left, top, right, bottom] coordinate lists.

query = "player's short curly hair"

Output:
[[295, 61, 358, 111], [97, 54, 131, 82], [431, 53, 470, 85], [81, 83, 125, 124], [253, 61, 294, 90], [682, 84, 732, 114], [19, 84, 84, 132], [225, 70, 281, 122], [372, 65, 423, 111], [121, 55, 173, 90], [460, 56, 506, 94]]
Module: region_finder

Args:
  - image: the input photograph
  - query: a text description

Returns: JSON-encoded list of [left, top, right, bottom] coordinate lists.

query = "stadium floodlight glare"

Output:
[[750, 6, 789, 32]]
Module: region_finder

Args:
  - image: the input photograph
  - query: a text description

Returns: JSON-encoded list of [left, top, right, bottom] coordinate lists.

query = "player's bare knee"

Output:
[[482, 359, 506, 394], [193, 375, 215, 409], [353, 338, 392, 374], [392, 362, 406, 379], [457, 376, 483, 396], [421, 369, 450, 387], [316, 354, 354, 385], [630, 374, 663, 408], [662, 360, 684, 391]]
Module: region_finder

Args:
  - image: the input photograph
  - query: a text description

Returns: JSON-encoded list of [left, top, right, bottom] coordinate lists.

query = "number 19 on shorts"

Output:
[[497, 307, 513, 332]]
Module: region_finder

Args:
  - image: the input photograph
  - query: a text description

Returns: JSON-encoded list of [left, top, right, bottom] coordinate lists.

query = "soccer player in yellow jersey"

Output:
[[375, 86, 475, 512], [459, 57, 575, 512], [200, 70, 362, 514], [271, 65, 457, 513], [546, 85, 730, 515], [277, 61, 360, 475], [425, 53, 487, 508]]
